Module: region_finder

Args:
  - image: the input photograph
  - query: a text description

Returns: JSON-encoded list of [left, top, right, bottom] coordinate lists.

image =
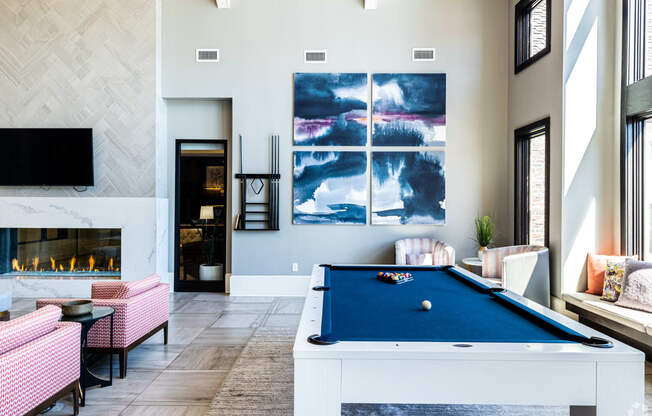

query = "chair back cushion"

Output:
[[114, 274, 161, 299], [482, 245, 543, 279], [0, 305, 61, 355]]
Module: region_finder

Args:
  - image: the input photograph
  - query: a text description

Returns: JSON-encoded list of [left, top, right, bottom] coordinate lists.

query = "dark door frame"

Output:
[[174, 139, 228, 292]]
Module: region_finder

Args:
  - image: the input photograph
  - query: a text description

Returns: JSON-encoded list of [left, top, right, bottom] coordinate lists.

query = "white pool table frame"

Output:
[[293, 264, 645, 416]]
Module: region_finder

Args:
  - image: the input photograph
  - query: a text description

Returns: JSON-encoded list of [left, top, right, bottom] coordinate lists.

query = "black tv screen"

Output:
[[0, 128, 94, 186]]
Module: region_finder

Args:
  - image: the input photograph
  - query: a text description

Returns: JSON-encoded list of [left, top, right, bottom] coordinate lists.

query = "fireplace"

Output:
[[0, 228, 121, 279]]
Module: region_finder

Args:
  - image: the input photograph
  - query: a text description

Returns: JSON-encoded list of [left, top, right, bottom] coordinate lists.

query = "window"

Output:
[[514, 118, 550, 247], [515, 0, 551, 73], [621, 0, 652, 259]]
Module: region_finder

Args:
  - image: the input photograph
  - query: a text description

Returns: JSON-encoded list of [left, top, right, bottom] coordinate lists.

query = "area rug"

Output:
[[207, 330, 294, 416]]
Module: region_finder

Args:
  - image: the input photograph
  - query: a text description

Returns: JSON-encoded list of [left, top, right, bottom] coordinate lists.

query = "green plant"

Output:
[[202, 223, 219, 266], [473, 215, 495, 248]]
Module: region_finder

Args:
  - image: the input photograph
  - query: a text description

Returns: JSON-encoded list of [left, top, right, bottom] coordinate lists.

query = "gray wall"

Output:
[[0, 0, 156, 198], [162, 0, 510, 275], [165, 98, 232, 272]]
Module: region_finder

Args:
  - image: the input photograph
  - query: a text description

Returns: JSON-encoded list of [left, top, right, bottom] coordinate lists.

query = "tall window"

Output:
[[622, 0, 652, 259], [515, 118, 550, 247], [515, 0, 551, 73]]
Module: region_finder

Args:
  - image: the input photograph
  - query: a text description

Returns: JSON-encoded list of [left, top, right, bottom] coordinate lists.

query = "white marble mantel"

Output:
[[0, 197, 168, 297]]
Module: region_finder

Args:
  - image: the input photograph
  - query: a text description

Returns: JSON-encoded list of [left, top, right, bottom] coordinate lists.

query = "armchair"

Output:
[[395, 238, 455, 266], [481, 245, 550, 307], [0, 305, 81, 416], [37, 274, 169, 378]]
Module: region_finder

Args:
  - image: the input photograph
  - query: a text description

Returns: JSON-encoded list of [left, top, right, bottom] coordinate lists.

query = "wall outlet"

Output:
[[292, 263, 299, 273]]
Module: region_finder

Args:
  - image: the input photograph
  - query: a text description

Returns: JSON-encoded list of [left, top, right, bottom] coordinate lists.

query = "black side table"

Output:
[[62, 306, 114, 407]]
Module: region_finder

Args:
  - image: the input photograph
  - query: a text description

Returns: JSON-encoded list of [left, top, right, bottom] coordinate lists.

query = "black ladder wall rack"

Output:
[[234, 173, 280, 231], [234, 135, 280, 231]]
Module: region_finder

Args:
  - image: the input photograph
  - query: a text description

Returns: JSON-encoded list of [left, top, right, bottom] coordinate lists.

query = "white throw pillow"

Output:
[[406, 253, 433, 266], [615, 259, 652, 313]]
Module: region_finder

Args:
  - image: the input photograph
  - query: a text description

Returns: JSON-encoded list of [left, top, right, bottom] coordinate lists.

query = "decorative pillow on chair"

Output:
[[0, 305, 61, 354], [601, 260, 626, 302], [615, 259, 652, 313], [406, 253, 433, 266]]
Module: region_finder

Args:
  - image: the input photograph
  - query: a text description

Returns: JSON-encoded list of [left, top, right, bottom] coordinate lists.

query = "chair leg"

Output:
[[73, 382, 80, 416], [164, 322, 168, 345], [119, 349, 128, 378]]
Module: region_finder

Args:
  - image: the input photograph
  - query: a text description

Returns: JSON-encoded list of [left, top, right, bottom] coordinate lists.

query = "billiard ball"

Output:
[[422, 300, 432, 311]]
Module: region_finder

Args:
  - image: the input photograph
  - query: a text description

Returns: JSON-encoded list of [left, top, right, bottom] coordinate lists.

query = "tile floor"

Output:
[[8, 293, 652, 415], [9, 293, 303, 416]]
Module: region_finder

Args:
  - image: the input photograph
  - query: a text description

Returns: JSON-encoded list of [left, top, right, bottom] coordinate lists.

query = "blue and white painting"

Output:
[[372, 152, 445, 225], [293, 152, 367, 224], [372, 73, 446, 146], [294, 73, 368, 146]]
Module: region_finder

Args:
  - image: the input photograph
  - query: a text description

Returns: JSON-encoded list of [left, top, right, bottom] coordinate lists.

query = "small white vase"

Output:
[[477, 246, 487, 259], [199, 264, 223, 281]]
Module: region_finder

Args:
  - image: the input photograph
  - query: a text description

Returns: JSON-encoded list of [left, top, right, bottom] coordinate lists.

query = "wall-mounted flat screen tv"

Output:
[[0, 128, 94, 186]]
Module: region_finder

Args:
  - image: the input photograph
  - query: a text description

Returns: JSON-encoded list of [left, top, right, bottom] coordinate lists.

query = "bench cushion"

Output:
[[563, 292, 652, 333]]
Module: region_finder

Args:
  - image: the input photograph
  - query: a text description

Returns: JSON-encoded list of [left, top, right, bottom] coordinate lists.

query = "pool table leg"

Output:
[[589, 361, 644, 416], [294, 358, 341, 416]]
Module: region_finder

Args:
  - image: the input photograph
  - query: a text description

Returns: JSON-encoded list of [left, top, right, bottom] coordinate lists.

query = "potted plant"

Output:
[[473, 215, 495, 258], [199, 207, 223, 281]]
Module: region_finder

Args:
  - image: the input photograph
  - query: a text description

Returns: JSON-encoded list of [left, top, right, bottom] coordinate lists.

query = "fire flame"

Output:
[[11, 255, 118, 274]]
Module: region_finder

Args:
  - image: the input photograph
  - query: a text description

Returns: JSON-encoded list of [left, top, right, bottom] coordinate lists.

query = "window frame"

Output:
[[514, 117, 551, 247], [515, 0, 552, 74], [621, 0, 652, 258]]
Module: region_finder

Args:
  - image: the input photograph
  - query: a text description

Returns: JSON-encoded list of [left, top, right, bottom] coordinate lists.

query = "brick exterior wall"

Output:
[[529, 134, 547, 246], [530, 0, 547, 57]]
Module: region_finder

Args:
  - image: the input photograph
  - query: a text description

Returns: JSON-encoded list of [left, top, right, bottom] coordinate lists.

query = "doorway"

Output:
[[174, 140, 228, 292]]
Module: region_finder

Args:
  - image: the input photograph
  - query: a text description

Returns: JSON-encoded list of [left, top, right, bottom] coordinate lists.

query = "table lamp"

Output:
[[200, 206, 214, 222]]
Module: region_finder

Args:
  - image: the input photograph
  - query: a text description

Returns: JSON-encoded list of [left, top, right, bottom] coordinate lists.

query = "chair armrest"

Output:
[[0, 322, 81, 416], [503, 250, 550, 307]]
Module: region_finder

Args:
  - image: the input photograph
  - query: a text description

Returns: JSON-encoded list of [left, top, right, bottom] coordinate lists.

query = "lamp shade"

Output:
[[200, 206, 214, 220]]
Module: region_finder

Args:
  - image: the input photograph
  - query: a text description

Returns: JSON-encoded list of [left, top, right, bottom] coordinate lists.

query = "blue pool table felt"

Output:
[[319, 265, 588, 344]]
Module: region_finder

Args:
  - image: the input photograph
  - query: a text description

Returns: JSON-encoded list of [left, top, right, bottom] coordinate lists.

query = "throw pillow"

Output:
[[586, 254, 634, 295], [406, 253, 433, 266], [615, 259, 652, 313], [601, 260, 626, 302]]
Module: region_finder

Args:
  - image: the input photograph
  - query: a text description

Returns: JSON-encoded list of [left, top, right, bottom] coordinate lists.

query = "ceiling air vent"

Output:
[[196, 49, 219, 63], [412, 48, 436, 62], [304, 50, 327, 64]]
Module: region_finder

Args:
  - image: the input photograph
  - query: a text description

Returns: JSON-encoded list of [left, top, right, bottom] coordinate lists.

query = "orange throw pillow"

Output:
[[586, 254, 634, 295]]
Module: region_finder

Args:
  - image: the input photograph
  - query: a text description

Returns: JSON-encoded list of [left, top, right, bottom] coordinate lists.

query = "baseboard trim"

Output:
[[229, 274, 310, 297]]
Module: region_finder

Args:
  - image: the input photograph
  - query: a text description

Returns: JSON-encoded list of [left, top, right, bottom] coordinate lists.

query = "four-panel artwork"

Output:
[[293, 73, 446, 225]]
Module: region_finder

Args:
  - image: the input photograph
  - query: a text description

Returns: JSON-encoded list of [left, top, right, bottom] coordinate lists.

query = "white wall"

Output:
[[561, 0, 621, 293], [162, 0, 510, 275]]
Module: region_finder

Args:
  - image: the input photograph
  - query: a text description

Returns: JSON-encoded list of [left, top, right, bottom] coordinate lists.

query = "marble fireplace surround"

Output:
[[0, 197, 168, 298]]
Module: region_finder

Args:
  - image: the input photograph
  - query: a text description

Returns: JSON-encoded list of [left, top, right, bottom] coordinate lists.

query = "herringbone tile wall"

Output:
[[0, 0, 156, 197]]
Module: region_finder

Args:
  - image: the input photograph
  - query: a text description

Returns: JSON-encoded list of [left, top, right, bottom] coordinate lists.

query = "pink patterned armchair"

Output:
[[395, 238, 455, 266], [0, 305, 81, 416], [481, 245, 550, 307], [37, 274, 169, 378]]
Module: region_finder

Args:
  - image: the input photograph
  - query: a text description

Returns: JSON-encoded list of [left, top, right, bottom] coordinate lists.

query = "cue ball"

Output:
[[422, 300, 432, 311]]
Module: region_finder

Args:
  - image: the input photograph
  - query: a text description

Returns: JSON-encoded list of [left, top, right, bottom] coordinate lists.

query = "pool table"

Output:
[[293, 264, 645, 416]]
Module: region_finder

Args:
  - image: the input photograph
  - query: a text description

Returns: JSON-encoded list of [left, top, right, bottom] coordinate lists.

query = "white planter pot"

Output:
[[199, 264, 223, 281]]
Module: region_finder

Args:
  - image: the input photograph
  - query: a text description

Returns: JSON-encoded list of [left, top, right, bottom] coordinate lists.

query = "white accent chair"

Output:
[[395, 238, 455, 266], [481, 245, 550, 307]]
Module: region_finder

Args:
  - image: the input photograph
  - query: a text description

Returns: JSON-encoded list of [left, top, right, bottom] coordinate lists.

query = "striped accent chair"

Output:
[[481, 245, 551, 307], [0, 305, 81, 416], [395, 238, 455, 266], [37, 274, 169, 378]]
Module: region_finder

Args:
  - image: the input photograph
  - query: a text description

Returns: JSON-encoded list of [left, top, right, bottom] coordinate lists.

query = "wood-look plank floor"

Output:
[[9, 294, 652, 415]]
